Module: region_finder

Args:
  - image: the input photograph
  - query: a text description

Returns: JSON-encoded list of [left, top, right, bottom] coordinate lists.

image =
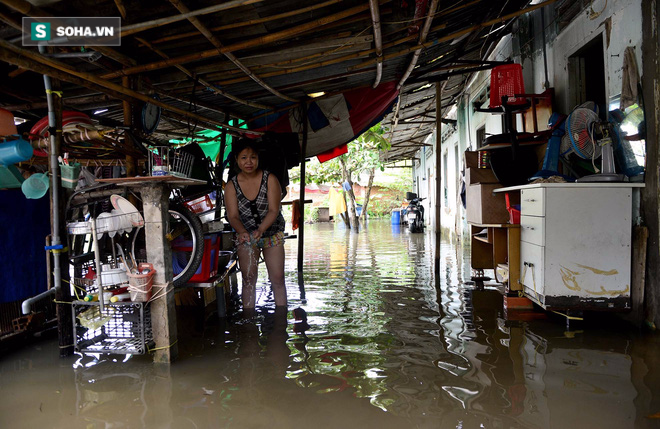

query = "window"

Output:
[[476, 126, 486, 148]]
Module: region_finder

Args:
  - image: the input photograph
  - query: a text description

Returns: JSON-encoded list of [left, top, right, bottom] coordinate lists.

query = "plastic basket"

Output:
[[505, 192, 521, 224], [184, 193, 215, 214], [148, 146, 193, 178], [60, 163, 81, 188], [126, 263, 155, 302], [490, 63, 526, 108]]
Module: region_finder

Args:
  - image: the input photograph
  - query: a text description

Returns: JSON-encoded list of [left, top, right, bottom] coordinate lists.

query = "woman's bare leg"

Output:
[[263, 244, 287, 307], [237, 244, 260, 310]]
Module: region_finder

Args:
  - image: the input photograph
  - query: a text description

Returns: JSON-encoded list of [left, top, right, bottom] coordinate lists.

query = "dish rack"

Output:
[[72, 300, 154, 355]]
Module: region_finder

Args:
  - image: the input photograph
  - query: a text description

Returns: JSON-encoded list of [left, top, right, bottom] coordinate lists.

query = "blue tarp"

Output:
[[0, 189, 50, 303]]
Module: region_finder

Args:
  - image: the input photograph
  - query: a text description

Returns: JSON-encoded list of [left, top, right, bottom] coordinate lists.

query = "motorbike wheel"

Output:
[[131, 203, 205, 287]]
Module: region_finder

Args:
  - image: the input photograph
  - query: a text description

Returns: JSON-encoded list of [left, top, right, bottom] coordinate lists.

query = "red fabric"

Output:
[[317, 144, 348, 163], [291, 199, 301, 231], [251, 82, 398, 158]]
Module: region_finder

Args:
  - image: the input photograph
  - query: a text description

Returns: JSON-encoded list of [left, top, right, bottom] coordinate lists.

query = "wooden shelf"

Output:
[[473, 235, 490, 244]]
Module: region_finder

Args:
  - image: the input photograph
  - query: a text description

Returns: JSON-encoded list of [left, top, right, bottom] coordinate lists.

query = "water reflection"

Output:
[[0, 220, 658, 428]]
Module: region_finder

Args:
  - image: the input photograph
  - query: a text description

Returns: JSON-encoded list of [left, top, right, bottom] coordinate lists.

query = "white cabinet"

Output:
[[497, 183, 643, 310]]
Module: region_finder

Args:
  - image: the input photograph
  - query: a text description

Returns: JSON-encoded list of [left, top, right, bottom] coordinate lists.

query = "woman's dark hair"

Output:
[[231, 138, 261, 161]]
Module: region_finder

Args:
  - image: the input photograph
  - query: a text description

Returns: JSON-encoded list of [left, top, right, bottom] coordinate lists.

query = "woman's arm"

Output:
[[253, 173, 282, 240], [224, 180, 251, 244]]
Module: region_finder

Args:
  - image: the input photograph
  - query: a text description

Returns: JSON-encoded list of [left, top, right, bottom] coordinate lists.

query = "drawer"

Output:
[[520, 241, 545, 294], [520, 215, 545, 246], [521, 188, 545, 216]]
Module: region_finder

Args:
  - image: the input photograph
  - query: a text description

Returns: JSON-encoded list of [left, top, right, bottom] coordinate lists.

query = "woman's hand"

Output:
[[238, 231, 251, 244], [252, 228, 264, 241]]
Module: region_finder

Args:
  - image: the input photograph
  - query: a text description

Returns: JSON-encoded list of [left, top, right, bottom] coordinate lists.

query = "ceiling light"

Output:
[[13, 117, 27, 125], [307, 92, 325, 98], [93, 109, 109, 115]]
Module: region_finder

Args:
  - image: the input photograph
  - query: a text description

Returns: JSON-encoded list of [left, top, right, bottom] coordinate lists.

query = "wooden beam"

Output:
[[352, 0, 559, 71], [120, 0, 266, 37], [135, 36, 270, 110], [397, 0, 439, 89], [434, 82, 443, 273], [0, 40, 254, 136], [101, 1, 389, 79], [149, 0, 343, 45], [168, 0, 297, 103], [369, 0, 383, 88]]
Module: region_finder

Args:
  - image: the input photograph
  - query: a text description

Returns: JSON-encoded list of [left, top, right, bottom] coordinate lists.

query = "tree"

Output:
[[290, 123, 391, 231]]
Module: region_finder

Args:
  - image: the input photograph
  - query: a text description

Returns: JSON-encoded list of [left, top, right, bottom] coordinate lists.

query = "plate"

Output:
[[110, 194, 144, 227]]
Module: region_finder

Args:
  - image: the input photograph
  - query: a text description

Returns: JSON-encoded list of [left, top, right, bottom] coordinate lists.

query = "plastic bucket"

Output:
[[21, 173, 49, 199], [60, 163, 81, 188], [391, 209, 401, 225], [0, 138, 33, 166]]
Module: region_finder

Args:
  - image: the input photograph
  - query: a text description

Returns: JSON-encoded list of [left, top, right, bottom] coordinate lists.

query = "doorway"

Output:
[[568, 33, 607, 117]]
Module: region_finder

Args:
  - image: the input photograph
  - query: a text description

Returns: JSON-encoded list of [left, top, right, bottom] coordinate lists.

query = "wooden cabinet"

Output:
[[496, 183, 644, 310], [469, 222, 521, 292]]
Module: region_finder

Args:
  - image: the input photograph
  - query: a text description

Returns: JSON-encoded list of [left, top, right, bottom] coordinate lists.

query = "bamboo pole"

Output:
[[297, 102, 308, 274], [0, 40, 256, 136], [353, 0, 558, 71], [101, 1, 389, 79], [368, 0, 383, 88], [168, 0, 297, 103], [150, 0, 343, 45], [397, 0, 439, 90], [434, 82, 443, 274], [120, 0, 265, 37], [213, 21, 447, 87], [122, 76, 137, 177], [135, 36, 270, 110]]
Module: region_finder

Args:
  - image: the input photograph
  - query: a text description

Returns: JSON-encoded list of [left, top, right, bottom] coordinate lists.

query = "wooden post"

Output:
[[297, 102, 308, 274], [641, 0, 660, 328], [122, 76, 137, 177], [141, 185, 178, 363], [434, 83, 442, 273]]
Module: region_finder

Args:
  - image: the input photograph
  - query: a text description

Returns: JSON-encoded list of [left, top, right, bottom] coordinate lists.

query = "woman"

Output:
[[224, 139, 287, 312]]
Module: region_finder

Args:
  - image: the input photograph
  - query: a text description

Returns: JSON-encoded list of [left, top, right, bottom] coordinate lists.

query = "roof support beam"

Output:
[[368, 0, 383, 88], [168, 0, 296, 103], [0, 40, 254, 136], [120, 0, 265, 37], [101, 1, 387, 80], [135, 36, 270, 110], [397, 0, 439, 90]]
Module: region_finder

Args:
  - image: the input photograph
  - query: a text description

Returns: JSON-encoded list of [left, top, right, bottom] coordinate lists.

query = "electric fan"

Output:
[[560, 104, 625, 182]]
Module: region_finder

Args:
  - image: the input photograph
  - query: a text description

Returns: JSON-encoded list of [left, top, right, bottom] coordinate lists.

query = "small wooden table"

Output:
[[469, 222, 521, 292]]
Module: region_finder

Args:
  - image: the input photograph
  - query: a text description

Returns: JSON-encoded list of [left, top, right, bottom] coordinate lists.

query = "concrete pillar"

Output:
[[141, 185, 178, 363]]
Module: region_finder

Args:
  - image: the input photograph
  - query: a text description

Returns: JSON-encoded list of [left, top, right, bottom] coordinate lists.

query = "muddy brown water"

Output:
[[1, 220, 659, 428]]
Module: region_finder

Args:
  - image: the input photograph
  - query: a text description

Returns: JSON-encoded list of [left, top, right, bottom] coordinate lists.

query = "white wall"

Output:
[[536, 0, 643, 112]]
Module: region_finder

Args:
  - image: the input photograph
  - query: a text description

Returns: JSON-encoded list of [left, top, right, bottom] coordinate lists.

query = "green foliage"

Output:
[[290, 123, 391, 185]]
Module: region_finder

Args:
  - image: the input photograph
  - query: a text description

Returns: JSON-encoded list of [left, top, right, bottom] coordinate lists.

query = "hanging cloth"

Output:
[[328, 187, 347, 217], [291, 199, 301, 231], [620, 46, 640, 111]]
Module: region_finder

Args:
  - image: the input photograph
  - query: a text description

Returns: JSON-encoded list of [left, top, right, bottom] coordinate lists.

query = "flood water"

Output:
[[1, 219, 659, 428]]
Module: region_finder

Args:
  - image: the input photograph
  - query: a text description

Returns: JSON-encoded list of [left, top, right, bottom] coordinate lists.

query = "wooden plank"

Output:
[[631, 226, 648, 322], [507, 226, 522, 291]]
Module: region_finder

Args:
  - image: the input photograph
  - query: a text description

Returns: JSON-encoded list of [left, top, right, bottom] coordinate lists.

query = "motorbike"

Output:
[[405, 192, 425, 233]]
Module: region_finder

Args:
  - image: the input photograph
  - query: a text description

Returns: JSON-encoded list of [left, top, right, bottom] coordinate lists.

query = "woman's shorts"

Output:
[[254, 231, 285, 249]]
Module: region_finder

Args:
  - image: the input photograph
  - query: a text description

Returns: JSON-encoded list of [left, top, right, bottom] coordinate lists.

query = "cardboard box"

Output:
[[466, 183, 510, 224], [463, 151, 480, 169], [466, 166, 499, 185]]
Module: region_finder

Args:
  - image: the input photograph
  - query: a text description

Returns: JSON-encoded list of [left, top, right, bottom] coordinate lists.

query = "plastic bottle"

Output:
[[110, 293, 131, 303]]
